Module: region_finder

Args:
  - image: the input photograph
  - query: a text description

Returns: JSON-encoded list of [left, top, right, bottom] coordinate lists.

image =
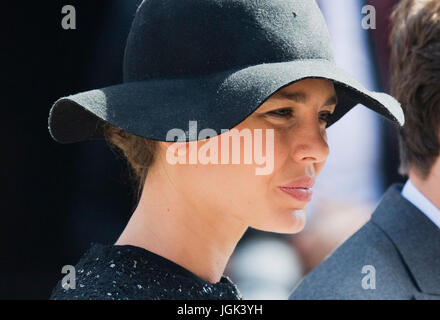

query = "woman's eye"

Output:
[[319, 111, 333, 123], [266, 108, 293, 119]]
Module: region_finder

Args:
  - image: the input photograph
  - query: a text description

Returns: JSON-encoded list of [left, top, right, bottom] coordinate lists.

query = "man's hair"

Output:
[[389, 0, 440, 178]]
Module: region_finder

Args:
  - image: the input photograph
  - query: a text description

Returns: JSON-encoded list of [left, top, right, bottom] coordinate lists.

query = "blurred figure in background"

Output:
[[290, 0, 440, 299], [227, 236, 303, 300]]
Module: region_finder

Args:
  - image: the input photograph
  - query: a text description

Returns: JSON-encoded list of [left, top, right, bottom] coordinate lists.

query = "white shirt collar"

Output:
[[401, 179, 440, 230]]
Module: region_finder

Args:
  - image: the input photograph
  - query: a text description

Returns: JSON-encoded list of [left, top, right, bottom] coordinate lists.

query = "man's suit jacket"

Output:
[[289, 184, 440, 300]]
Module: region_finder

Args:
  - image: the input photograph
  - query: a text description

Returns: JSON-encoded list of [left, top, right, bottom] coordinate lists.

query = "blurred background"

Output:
[[0, 0, 405, 299]]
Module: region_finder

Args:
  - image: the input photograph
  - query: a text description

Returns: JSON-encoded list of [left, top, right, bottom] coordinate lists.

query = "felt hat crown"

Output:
[[48, 0, 403, 143]]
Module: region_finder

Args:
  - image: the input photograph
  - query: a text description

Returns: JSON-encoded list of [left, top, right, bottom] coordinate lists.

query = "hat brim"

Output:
[[48, 59, 404, 143]]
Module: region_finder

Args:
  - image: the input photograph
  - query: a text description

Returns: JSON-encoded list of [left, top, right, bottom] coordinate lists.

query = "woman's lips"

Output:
[[278, 186, 313, 202], [278, 175, 314, 202]]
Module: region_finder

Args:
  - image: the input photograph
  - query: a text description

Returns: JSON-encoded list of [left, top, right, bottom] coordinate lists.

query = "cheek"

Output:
[[185, 161, 268, 207], [274, 132, 290, 165], [269, 129, 295, 173], [186, 126, 285, 216]]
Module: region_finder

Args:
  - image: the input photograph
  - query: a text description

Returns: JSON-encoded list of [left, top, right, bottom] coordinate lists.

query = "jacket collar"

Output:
[[371, 183, 440, 296]]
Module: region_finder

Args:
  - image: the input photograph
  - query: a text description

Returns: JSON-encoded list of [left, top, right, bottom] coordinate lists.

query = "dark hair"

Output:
[[102, 122, 158, 203], [389, 0, 440, 178]]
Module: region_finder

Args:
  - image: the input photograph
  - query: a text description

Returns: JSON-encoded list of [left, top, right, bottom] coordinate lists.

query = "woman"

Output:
[[48, 0, 403, 300]]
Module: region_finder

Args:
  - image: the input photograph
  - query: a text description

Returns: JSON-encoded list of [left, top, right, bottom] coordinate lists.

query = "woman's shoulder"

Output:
[[49, 243, 242, 300]]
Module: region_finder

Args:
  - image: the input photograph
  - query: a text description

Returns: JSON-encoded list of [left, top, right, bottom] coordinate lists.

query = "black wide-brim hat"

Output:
[[48, 0, 404, 143]]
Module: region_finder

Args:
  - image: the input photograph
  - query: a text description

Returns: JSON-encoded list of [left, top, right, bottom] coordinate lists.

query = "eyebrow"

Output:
[[277, 91, 338, 107]]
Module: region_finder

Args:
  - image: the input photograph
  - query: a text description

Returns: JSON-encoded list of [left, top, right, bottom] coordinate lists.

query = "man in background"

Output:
[[290, 0, 440, 299]]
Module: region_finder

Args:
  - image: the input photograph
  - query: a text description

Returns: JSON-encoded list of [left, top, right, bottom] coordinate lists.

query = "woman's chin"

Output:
[[277, 209, 307, 234], [254, 208, 307, 234]]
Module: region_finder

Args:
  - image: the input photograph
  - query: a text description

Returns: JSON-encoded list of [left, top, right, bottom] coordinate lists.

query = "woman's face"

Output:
[[160, 78, 337, 234]]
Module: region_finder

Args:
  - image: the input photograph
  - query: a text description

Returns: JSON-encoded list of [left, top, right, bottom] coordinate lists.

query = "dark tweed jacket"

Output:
[[289, 184, 440, 300]]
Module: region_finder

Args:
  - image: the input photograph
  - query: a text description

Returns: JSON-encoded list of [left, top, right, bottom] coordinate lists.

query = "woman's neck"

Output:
[[115, 162, 248, 284]]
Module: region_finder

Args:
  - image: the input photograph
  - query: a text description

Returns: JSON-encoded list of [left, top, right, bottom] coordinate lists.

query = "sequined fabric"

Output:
[[50, 243, 243, 300]]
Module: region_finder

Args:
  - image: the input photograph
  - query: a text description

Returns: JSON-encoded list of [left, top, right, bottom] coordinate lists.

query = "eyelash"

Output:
[[319, 111, 333, 122], [266, 108, 293, 119], [266, 108, 333, 122]]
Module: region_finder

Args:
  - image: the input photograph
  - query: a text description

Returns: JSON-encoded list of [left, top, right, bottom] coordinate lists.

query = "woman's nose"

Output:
[[289, 121, 329, 164]]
